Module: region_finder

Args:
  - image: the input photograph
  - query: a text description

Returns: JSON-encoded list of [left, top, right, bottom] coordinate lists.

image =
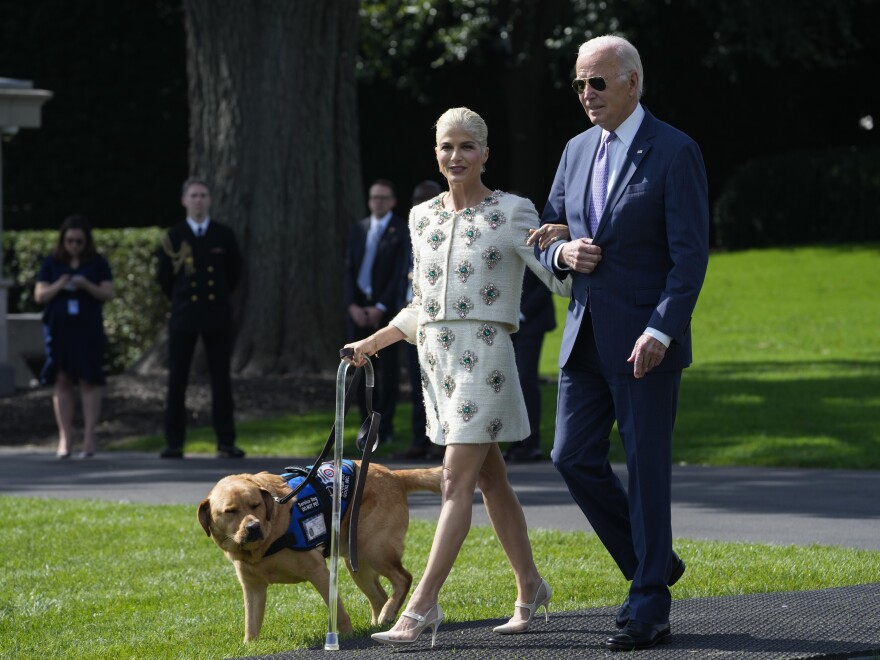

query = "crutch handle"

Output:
[[339, 347, 354, 359]]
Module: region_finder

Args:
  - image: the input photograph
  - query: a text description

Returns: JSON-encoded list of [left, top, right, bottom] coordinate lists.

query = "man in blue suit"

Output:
[[538, 35, 709, 650]]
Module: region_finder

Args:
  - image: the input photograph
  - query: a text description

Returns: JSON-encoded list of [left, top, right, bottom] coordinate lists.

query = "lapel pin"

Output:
[[637, 149, 643, 154]]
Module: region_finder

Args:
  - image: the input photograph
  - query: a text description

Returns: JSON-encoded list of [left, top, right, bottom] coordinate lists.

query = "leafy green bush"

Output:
[[712, 147, 880, 249], [3, 227, 167, 374]]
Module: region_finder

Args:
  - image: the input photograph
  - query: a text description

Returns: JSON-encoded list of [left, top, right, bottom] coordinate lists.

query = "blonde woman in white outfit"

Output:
[[344, 107, 570, 648]]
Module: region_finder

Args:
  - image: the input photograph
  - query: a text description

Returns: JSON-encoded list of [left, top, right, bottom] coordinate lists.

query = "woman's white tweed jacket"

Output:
[[391, 190, 571, 342]]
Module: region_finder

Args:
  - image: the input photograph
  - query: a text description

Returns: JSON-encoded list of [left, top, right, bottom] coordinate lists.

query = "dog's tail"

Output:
[[394, 466, 443, 494]]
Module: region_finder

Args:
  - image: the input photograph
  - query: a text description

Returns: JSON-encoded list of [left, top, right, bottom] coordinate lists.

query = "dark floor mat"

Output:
[[232, 583, 880, 659]]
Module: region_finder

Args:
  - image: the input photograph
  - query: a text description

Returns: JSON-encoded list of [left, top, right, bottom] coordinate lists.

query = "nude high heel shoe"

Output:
[[492, 579, 551, 634], [371, 603, 444, 648]]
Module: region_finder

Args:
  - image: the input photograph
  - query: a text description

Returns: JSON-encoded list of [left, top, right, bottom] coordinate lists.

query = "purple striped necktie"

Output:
[[589, 131, 616, 236]]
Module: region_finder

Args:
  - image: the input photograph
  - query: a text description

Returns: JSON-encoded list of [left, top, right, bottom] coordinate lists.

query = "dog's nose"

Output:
[[244, 520, 263, 542]]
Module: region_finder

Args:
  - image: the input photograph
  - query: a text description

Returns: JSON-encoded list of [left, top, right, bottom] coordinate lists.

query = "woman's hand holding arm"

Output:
[[526, 223, 570, 250]]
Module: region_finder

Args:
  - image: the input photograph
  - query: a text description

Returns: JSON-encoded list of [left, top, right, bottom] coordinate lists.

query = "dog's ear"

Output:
[[197, 498, 213, 537], [260, 488, 275, 522]]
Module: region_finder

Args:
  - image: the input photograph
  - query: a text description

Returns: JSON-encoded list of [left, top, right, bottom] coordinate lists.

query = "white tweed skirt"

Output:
[[416, 319, 530, 445]]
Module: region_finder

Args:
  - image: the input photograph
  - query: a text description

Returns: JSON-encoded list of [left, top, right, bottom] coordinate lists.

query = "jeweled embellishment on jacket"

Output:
[[417, 327, 426, 345], [484, 210, 507, 229], [487, 418, 503, 441], [487, 370, 506, 393], [482, 246, 502, 269], [437, 327, 455, 351], [457, 400, 478, 422], [424, 298, 441, 320], [441, 421, 450, 440], [415, 217, 430, 236], [477, 324, 497, 345], [428, 229, 446, 250], [455, 296, 474, 318], [420, 366, 428, 390], [461, 225, 481, 246], [425, 263, 443, 285], [426, 351, 437, 370], [442, 375, 456, 398], [481, 283, 500, 305], [456, 260, 474, 283], [459, 350, 478, 372]]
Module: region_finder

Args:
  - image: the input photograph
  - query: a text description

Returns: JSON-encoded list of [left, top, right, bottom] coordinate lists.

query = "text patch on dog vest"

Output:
[[278, 460, 354, 551]]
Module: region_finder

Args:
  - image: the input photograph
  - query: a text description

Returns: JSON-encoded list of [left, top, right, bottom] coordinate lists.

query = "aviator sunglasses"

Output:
[[571, 76, 611, 94]]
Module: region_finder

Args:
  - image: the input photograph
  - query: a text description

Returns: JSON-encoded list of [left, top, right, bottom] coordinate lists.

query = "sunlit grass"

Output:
[[1, 497, 877, 659], [112, 245, 880, 469]]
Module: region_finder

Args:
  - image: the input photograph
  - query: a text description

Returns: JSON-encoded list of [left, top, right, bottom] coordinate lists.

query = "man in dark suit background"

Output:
[[157, 177, 243, 459], [505, 267, 556, 462], [539, 35, 709, 650], [343, 179, 410, 444]]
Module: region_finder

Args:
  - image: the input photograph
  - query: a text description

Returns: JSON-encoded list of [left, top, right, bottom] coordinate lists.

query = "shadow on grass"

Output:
[[537, 360, 879, 470], [678, 361, 880, 469]]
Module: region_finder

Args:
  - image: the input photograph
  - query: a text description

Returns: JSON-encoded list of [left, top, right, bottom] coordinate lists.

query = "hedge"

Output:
[[712, 147, 880, 250], [3, 227, 167, 374]]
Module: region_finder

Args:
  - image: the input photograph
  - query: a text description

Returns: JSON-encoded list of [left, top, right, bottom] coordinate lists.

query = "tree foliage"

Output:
[[0, 0, 188, 230], [359, 0, 873, 87]]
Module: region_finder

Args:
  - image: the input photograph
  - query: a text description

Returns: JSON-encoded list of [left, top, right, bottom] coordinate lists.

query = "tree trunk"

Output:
[[183, 0, 362, 375]]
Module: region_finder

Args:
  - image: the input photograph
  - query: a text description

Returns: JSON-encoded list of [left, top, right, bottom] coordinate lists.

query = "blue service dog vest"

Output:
[[267, 460, 355, 554]]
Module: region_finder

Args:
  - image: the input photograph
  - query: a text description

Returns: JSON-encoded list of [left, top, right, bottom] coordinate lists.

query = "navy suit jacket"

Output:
[[540, 109, 709, 374], [343, 213, 410, 317]]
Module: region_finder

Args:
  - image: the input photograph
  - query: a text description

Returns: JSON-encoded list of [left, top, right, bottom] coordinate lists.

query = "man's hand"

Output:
[[627, 334, 667, 379], [363, 306, 384, 328], [348, 303, 370, 328], [561, 238, 602, 273]]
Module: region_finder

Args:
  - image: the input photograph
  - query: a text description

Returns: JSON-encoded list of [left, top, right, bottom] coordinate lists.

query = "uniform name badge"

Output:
[[67, 299, 80, 316]]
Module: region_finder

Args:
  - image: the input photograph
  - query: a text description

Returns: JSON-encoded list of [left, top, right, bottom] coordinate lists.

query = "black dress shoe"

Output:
[[159, 447, 183, 459], [606, 620, 671, 651], [616, 552, 686, 628], [216, 445, 246, 459]]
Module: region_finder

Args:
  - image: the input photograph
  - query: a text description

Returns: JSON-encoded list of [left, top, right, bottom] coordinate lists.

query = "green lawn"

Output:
[[116, 244, 880, 469], [1, 497, 878, 659], [4, 245, 880, 659]]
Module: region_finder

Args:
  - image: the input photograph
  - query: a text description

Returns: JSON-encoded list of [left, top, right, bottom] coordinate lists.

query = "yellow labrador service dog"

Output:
[[198, 461, 442, 642]]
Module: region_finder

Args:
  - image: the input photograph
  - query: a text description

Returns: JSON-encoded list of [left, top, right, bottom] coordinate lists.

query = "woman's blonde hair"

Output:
[[434, 107, 489, 149]]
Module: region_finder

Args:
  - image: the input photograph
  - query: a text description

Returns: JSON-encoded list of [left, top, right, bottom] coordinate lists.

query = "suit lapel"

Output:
[[595, 113, 657, 241]]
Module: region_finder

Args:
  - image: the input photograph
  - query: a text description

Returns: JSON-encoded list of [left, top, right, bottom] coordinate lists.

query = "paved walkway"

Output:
[[2, 449, 878, 550], [2, 449, 879, 658]]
